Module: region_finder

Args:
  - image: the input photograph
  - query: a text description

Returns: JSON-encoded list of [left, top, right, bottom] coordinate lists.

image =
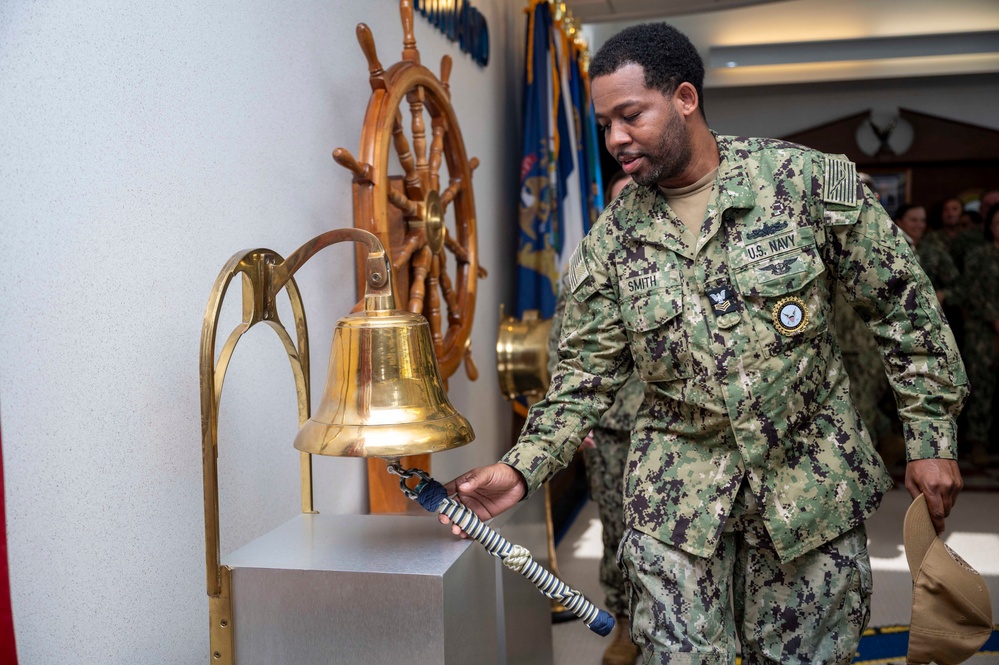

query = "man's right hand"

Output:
[[440, 463, 528, 537]]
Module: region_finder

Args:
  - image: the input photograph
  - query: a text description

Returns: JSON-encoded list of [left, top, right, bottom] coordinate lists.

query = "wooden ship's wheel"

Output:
[[334, 0, 485, 512]]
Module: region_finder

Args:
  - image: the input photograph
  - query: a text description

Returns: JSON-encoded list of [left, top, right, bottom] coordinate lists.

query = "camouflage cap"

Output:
[[904, 494, 993, 664]]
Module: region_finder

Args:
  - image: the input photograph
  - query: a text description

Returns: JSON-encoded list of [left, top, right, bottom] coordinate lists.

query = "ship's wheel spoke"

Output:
[[444, 233, 471, 265], [387, 188, 419, 218], [429, 118, 446, 194], [439, 55, 452, 99], [391, 230, 426, 272], [437, 247, 461, 328], [426, 252, 443, 355], [439, 177, 462, 210], [392, 110, 423, 200], [407, 86, 429, 190], [407, 245, 432, 314]]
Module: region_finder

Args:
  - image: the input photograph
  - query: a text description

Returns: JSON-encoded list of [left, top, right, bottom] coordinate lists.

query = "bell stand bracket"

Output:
[[199, 228, 392, 665]]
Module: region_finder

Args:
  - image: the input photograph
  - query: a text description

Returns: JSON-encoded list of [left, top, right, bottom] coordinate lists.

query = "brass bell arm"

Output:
[[270, 227, 394, 312], [201, 230, 391, 598]]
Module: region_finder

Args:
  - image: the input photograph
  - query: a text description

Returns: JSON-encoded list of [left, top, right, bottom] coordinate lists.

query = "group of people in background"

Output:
[[916, 188, 999, 467], [842, 186, 999, 470]]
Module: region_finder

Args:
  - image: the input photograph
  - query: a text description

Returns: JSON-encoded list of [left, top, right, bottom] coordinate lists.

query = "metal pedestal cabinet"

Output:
[[224, 489, 554, 664]]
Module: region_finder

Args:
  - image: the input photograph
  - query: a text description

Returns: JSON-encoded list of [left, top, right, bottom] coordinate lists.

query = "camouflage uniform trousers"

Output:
[[963, 317, 997, 443], [618, 481, 872, 664], [583, 426, 631, 617]]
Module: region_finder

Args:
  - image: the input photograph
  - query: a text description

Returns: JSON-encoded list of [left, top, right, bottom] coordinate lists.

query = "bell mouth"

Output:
[[294, 413, 474, 458]]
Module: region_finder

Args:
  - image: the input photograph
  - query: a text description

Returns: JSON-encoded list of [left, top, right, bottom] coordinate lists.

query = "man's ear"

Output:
[[674, 82, 699, 118]]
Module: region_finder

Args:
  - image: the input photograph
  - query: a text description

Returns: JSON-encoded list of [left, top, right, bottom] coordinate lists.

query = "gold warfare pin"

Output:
[[772, 296, 808, 336]]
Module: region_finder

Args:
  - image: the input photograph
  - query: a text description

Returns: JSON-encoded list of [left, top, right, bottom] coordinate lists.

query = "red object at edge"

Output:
[[0, 428, 17, 664]]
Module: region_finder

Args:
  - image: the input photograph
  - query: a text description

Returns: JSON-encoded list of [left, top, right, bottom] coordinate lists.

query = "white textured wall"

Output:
[[0, 1, 521, 663]]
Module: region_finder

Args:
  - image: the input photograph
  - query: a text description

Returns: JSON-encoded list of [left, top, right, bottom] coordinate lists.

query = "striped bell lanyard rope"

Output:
[[387, 463, 614, 636]]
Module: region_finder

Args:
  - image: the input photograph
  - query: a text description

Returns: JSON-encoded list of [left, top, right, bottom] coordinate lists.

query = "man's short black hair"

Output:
[[590, 23, 706, 117]]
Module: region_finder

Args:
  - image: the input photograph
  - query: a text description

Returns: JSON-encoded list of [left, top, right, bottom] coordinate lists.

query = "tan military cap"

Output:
[[904, 493, 993, 664]]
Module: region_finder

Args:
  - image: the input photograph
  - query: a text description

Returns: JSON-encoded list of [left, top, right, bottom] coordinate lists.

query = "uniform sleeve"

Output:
[[547, 274, 569, 378], [818, 159, 968, 461], [502, 237, 634, 495]]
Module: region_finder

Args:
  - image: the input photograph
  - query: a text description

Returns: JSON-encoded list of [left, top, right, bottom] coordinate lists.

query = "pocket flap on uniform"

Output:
[[621, 286, 682, 332], [734, 249, 825, 298]]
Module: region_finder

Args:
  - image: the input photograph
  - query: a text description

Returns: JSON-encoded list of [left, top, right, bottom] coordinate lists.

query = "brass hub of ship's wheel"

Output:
[[333, 0, 485, 511], [418, 190, 445, 254]]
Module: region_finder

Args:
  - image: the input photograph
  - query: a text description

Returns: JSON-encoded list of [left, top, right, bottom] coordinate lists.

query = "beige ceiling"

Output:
[[569, 0, 791, 24], [577, 0, 999, 87]]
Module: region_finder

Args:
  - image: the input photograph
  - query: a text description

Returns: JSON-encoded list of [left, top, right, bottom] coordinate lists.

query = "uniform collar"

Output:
[[622, 186, 694, 258], [621, 134, 756, 257]]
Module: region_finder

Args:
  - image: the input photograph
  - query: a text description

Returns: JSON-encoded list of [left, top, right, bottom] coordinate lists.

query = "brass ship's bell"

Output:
[[495, 308, 552, 402], [294, 307, 474, 459]]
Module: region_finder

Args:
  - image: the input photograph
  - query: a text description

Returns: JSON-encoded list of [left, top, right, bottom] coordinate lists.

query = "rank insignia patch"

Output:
[[772, 296, 808, 335], [706, 284, 738, 316]]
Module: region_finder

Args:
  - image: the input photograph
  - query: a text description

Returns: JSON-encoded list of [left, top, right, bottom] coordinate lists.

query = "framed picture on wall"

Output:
[[864, 169, 911, 219]]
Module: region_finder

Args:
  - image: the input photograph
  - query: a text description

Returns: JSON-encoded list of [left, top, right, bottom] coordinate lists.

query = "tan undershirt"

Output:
[[661, 167, 718, 238]]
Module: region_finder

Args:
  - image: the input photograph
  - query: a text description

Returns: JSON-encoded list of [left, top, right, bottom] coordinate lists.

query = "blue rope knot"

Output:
[[588, 610, 614, 636], [415, 477, 449, 513]]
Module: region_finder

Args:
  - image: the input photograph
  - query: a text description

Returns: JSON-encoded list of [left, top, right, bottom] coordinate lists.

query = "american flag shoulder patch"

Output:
[[822, 156, 857, 207], [565, 245, 591, 294]]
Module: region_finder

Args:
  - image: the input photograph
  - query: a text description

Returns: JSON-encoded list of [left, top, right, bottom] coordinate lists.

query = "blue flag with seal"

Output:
[[515, 0, 558, 319]]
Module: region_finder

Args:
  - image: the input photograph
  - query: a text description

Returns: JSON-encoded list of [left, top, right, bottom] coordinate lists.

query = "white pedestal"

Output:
[[223, 491, 553, 664]]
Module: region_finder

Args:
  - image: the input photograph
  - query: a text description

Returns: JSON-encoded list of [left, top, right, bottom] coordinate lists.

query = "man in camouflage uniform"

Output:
[[894, 203, 960, 302], [923, 197, 968, 347], [444, 23, 967, 664]]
